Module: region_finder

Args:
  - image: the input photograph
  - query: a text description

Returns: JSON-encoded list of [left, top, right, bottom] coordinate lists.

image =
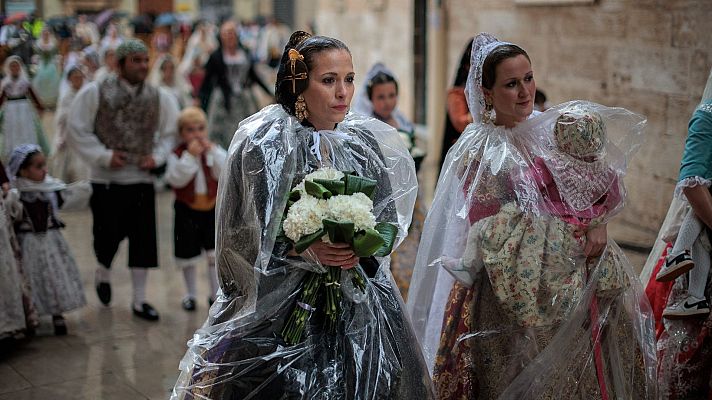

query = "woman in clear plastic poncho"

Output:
[[643, 68, 712, 398], [171, 31, 434, 399], [406, 32, 657, 399]]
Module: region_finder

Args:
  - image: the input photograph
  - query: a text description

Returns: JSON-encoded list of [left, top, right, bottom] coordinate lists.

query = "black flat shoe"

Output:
[[52, 316, 67, 336], [96, 282, 111, 305], [132, 303, 159, 321], [182, 298, 196, 311]]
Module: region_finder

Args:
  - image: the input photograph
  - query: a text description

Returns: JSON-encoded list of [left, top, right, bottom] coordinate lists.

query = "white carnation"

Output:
[[294, 167, 345, 194], [282, 196, 328, 242], [305, 167, 345, 182], [326, 193, 376, 232]]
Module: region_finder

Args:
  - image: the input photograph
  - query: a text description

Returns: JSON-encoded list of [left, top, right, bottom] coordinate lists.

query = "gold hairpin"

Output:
[[286, 49, 307, 94], [288, 48, 304, 62]]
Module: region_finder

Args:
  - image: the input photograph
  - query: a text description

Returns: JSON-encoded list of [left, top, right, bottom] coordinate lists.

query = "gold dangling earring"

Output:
[[295, 94, 309, 122], [482, 100, 493, 124]]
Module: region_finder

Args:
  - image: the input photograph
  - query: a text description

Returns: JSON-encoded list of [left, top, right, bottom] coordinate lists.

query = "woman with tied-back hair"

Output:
[[171, 31, 434, 400], [407, 32, 657, 399]]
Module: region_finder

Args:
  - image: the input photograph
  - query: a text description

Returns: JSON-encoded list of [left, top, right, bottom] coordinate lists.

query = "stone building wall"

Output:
[[315, 0, 711, 247], [314, 0, 415, 126]]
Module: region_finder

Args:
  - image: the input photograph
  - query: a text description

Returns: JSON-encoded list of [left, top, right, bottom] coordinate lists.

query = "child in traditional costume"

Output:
[[7, 144, 87, 335], [165, 107, 226, 310], [0, 56, 48, 162]]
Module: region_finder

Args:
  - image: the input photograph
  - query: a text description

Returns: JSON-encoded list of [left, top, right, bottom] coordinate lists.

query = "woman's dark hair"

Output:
[[453, 38, 474, 87], [481, 44, 530, 90], [275, 31, 350, 116], [535, 89, 547, 104], [366, 72, 398, 100], [16, 150, 41, 176]]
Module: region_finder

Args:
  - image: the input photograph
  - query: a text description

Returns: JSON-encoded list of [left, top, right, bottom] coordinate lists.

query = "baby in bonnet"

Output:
[[446, 105, 628, 327]]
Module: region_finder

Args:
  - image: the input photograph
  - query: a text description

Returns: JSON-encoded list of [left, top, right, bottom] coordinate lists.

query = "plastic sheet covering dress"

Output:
[[407, 100, 657, 399], [171, 104, 434, 399]]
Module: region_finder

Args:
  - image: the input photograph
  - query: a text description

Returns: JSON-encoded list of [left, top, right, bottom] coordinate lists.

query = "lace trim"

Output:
[[674, 176, 712, 198], [698, 103, 712, 114]]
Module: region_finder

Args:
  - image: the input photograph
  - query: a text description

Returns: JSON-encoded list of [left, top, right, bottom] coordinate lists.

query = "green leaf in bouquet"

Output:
[[276, 218, 289, 242], [343, 174, 377, 198], [295, 228, 326, 254], [352, 228, 386, 257], [305, 180, 332, 199], [323, 219, 355, 244], [340, 171, 356, 181], [373, 222, 399, 257], [313, 179, 345, 196], [287, 189, 301, 210]]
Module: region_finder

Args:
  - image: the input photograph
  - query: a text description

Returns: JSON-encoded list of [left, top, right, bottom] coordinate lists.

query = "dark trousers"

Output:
[[90, 183, 158, 269]]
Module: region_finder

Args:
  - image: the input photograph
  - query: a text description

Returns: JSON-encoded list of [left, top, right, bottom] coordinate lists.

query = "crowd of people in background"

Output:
[[0, 11, 290, 342], [0, 11, 290, 111]]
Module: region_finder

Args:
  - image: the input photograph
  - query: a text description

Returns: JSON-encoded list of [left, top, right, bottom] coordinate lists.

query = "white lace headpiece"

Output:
[[352, 62, 413, 131], [464, 33, 513, 124]]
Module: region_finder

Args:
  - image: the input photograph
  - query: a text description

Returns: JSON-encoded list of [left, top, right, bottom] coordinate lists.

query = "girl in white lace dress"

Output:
[[0, 56, 48, 162], [7, 144, 86, 335]]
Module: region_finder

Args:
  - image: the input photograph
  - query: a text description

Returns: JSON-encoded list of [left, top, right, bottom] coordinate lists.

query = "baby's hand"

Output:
[[199, 138, 214, 151]]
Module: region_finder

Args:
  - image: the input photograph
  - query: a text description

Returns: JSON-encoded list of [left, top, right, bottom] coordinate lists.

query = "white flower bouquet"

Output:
[[278, 167, 398, 345]]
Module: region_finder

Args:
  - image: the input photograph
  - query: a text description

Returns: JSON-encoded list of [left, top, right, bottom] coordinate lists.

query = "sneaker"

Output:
[[663, 295, 711, 319], [656, 250, 695, 282], [182, 297, 196, 311]]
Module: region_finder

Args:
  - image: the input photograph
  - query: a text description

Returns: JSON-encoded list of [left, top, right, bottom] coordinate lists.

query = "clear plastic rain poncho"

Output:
[[172, 104, 434, 399], [406, 33, 657, 399], [642, 67, 712, 398]]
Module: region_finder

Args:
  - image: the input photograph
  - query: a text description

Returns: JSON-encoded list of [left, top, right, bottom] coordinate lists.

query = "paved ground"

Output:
[[0, 190, 209, 399]]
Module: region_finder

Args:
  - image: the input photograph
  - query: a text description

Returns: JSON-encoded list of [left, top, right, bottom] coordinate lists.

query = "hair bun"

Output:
[[287, 31, 312, 49]]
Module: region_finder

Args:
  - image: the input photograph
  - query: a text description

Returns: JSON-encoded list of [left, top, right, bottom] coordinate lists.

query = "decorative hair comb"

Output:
[[286, 49, 307, 94]]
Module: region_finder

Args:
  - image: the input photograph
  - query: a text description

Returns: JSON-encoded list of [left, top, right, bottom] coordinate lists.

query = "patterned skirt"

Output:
[[433, 206, 653, 399], [17, 230, 86, 316]]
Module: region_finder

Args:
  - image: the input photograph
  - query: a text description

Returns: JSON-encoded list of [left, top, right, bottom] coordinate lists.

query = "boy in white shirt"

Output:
[[165, 107, 226, 310]]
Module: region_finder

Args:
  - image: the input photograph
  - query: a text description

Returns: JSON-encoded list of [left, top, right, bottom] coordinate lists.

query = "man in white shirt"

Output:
[[68, 39, 180, 321]]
